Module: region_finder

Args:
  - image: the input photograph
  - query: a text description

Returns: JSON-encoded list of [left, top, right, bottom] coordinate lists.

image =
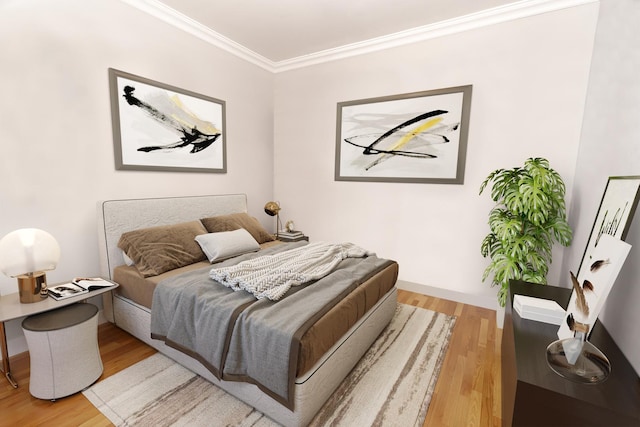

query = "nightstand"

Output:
[[0, 281, 117, 388]]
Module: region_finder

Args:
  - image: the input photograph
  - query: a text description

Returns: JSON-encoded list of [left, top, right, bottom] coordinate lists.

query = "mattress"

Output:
[[113, 254, 398, 377]]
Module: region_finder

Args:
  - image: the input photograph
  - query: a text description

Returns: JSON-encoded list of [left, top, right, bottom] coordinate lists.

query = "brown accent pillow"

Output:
[[200, 212, 275, 244], [117, 220, 208, 277]]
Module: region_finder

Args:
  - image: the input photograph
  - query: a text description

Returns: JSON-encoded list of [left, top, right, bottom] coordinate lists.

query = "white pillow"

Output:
[[195, 229, 259, 263], [122, 251, 135, 266]]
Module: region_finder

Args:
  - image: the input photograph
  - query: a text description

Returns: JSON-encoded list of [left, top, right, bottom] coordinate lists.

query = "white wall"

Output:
[[561, 0, 640, 375], [0, 0, 274, 355], [0, 0, 614, 364], [273, 4, 599, 309]]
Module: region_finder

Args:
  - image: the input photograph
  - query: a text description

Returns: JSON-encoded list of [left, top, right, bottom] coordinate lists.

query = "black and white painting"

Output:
[[109, 68, 226, 173], [558, 234, 632, 340], [576, 176, 640, 279], [335, 86, 472, 184]]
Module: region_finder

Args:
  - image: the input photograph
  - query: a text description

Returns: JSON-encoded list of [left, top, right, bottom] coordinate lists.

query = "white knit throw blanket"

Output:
[[209, 242, 374, 300]]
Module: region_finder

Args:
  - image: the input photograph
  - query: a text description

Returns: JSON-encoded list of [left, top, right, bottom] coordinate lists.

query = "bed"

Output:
[[97, 194, 398, 426]]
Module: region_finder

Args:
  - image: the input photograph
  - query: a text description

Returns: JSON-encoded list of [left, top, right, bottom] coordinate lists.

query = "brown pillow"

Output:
[[201, 213, 275, 244], [117, 220, 207, 277]]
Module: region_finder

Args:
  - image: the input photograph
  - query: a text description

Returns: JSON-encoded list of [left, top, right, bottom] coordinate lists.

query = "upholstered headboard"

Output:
[[97, 194, 248, 280]]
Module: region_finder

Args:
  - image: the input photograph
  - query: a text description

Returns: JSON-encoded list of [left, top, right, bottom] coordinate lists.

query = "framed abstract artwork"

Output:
[[108, 68, 226, 173], [576, 175, 640, 279], [335, 85, 472, 184]]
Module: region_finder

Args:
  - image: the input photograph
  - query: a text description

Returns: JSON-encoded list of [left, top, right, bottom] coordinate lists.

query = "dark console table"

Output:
[[502, 280, 640, 426]]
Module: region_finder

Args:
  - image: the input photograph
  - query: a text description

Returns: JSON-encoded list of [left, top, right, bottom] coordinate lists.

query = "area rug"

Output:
[[83, 303, 455, 426]]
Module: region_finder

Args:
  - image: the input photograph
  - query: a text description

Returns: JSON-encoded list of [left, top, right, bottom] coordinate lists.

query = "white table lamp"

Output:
[[0, 228, 60, 303]]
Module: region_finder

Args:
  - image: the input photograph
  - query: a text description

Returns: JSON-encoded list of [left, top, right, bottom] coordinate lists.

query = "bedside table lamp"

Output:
[[264, 201, 282, 239], [0, 228, 60, 303]]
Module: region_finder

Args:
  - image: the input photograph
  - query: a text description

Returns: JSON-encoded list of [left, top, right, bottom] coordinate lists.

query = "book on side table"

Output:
[[277, 230, 308, 242], [48, 277, 114, 301], [278, 230, 303, 238]]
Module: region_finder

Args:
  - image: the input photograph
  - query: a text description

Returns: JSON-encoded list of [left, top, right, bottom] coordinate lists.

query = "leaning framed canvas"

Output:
[[576, 175, 640, 279], [558, 234, 632, 340], [335, 85, 472, 184], [108, 68, 226, 173]]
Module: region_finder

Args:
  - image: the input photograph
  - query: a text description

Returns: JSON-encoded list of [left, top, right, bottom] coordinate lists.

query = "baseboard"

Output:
[[396, 280, 497, 311]]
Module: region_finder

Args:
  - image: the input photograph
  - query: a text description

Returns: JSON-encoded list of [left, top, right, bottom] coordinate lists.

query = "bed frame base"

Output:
[[111, 288, 397, 426]]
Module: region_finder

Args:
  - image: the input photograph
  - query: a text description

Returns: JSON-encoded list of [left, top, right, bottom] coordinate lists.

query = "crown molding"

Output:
[[120, 0, 278, 72], [121, 0, 597, 74], [276, 0, 598, 72]]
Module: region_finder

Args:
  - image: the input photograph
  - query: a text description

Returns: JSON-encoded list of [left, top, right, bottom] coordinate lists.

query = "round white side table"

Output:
[[22, 303, 103, 400]]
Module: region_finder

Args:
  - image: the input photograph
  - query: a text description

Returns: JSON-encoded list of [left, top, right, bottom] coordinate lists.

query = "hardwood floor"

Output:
[[397, 290, 502, 427], [0, 290, 501, 426]]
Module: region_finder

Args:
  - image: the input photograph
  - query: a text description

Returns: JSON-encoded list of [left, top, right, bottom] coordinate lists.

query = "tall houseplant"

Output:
[[479, 157, 573, 307]]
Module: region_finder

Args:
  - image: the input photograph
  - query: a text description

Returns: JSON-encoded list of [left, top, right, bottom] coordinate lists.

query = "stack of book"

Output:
[[277, 230, 307, 242]]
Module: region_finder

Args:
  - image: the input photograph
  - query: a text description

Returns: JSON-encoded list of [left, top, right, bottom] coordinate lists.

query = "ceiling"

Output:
[[154, 0, 524, 62]]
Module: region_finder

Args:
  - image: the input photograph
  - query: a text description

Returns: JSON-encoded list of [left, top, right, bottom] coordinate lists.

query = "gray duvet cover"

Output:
[[150, 241, 394, 409]]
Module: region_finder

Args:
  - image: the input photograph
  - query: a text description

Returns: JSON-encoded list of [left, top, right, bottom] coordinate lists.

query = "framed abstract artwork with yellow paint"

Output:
[[109, 68, 226, 173], [335, 85, 472, 184]]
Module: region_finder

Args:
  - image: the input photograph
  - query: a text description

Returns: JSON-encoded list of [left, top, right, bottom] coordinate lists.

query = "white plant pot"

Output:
[[496, 304, 505, 329]]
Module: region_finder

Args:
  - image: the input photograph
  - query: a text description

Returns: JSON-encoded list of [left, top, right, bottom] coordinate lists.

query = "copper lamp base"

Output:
[[17, 273, 48, 303]]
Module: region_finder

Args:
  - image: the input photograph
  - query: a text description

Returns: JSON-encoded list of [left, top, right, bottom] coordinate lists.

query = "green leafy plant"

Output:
[[479, 157, 573, 306]]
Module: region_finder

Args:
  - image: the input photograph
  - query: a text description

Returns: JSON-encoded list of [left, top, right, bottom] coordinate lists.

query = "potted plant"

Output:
[[479, 157, 573, 307]]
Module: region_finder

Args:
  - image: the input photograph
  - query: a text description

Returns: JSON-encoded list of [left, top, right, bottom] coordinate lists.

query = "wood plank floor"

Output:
[[397, 290, 502, 427], [0, 289, 502, 426]]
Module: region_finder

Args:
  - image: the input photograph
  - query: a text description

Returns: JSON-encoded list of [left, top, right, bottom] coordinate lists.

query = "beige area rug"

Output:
[[83, 304, 455, 426]]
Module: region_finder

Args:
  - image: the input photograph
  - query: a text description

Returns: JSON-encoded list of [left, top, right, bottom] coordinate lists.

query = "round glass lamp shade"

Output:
[[264, 201, 281, 216], [0, 228, 61, 277]]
